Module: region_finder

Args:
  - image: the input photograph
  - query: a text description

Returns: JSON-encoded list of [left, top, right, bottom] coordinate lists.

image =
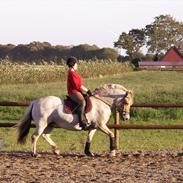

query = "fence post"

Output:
[[114, 108, 120, 150]]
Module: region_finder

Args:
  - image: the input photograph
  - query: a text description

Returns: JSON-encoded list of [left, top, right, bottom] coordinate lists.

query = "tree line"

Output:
[[1, 14, 182, 64], [114, 14, 183, 62], [0, 42, 118, 64]]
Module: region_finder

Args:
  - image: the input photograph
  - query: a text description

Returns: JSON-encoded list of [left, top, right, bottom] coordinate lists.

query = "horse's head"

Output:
[[93, 83, 134, 120], [116, 90, 134, 120]]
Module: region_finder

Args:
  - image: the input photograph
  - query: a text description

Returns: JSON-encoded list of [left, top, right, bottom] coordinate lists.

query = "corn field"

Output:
[[0, 59, 133, 84]]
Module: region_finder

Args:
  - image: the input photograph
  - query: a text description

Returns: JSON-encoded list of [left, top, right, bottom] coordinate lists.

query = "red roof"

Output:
[[161, 46, 183, 62]]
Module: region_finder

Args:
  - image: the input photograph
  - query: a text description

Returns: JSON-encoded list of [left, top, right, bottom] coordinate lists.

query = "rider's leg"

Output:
[[69, 92, 90, 130]]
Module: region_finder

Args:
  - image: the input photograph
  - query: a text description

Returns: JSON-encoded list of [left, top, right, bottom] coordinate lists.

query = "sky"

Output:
[[0, 0, 183, 48]]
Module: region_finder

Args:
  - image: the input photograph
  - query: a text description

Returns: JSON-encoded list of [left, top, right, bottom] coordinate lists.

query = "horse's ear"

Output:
[[128, 90, 133, 96]]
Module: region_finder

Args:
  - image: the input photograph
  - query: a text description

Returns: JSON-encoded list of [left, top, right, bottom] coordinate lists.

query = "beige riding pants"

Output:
[[69, 92, 86, 110]]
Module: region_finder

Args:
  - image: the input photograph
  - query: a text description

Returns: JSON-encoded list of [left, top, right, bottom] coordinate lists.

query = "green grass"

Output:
[[1, 70, 183, 153], [1, 128, 183, 152]]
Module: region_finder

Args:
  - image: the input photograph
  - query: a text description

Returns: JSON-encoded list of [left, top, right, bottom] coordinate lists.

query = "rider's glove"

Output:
[[86, 89, 92, 96]]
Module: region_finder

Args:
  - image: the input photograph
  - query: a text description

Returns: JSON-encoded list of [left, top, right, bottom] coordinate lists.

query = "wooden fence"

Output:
[[1, 101, 183, 149]]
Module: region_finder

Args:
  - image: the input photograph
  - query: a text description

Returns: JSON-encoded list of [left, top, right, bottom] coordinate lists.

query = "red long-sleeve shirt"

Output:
[[67, 68, 83, 95]]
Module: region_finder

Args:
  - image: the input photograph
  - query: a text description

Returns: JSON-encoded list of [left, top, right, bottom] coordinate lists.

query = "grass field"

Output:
[[1, 69, 183, 153]]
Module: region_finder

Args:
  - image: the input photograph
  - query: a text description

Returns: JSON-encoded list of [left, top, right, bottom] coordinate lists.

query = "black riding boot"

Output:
[[77, 106, 90, 130]]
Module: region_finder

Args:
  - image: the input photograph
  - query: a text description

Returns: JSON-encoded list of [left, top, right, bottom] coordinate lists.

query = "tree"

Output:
[[114, 32, 135, 59], [129, 29, 145, 51], [93, 48, 118, 60], [69, 44, 118, 61], [145, 15, 183, 54], [115, 14, 183, 59], [69, 44, 98, 60], [114, 29, 145, 59], [0, 44, 15, 59]]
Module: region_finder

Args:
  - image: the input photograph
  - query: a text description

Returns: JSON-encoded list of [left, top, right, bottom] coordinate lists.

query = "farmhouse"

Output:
[[139, 46, 183, 70]]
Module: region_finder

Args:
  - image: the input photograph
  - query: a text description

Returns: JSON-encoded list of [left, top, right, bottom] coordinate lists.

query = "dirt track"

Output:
[[0, 150, 183, 183]]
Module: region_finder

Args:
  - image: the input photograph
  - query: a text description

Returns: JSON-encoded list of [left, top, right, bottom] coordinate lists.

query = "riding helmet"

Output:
[[66, 56, 77, 67]]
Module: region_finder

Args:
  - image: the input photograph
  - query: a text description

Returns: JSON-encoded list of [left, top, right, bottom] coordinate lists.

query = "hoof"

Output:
[[31, 153, 41, 158], [110, 150, 116, 157], [53, 149, 60, 156], [85, 151, 95, 157], [52, 146, 60, 155]]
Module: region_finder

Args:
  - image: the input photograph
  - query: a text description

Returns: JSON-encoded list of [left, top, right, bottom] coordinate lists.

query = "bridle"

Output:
[[92, 91, 129, 112]]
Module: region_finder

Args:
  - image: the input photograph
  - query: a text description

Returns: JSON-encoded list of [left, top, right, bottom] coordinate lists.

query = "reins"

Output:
[[92, 91, 128, 109], [69, 91, 129, 113], [92, 95, 112, 107], [68, 95, 111, 114]]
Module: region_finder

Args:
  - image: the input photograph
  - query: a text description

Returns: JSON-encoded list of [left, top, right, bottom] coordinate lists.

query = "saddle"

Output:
[[63, 95, 92, 114]]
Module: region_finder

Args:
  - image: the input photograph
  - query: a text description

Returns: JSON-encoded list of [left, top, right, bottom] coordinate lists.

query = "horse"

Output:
[[17, 83, 134, 157]]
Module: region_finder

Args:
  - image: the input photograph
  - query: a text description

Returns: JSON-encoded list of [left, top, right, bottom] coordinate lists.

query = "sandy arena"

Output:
[[0, 150, 183, 183]]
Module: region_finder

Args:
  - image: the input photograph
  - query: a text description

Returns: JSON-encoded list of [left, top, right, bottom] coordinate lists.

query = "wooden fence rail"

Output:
[[0, 102, 30, 106], [2, 122, 183, 130], [1, 101, 183, 150], [1, 101, 183, 108]]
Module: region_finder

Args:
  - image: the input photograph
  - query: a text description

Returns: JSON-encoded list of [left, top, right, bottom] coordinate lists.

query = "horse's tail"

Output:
[[17, 102, 34, 144]]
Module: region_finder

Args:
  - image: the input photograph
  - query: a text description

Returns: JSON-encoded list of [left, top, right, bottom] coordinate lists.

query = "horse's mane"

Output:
[[93, 83, 129, 96]]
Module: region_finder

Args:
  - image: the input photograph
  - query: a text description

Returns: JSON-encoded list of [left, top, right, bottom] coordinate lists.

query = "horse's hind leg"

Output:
[[31, 120, 47, 157], [98, 124, 116, 157], [42, 126, 60, 155], [85, 129, 96, 156]]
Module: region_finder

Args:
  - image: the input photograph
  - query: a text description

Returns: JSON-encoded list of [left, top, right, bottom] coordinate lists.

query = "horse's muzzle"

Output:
[[123, 113, 130, 120]]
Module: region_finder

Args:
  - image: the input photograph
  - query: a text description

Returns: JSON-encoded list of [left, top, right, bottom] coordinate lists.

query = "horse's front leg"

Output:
[[85, 129, 97, 157], [98, 124, 116, 157]]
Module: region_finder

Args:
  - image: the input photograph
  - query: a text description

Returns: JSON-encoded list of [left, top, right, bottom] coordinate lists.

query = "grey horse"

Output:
[[17, 83, 134, 157]]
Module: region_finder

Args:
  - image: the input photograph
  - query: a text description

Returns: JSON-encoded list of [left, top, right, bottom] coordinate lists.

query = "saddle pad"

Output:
[[63, 96, 92, 114]]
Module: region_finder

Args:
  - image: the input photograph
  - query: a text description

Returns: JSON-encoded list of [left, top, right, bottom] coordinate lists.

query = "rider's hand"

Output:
[[86, 89, 92, 96]]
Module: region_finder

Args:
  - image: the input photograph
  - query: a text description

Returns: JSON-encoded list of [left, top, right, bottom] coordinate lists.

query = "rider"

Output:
[[66, 56, 92, 130]]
